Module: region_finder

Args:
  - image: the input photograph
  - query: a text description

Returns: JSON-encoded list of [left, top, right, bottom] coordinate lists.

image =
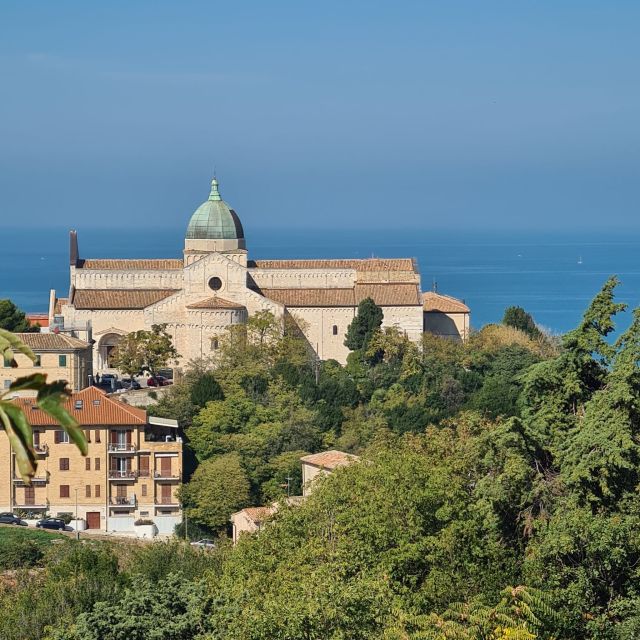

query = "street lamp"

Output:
[[74, 488, 79, 540]]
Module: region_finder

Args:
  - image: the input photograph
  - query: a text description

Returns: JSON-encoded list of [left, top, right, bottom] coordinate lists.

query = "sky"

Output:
[[1, 1, 639, 232]]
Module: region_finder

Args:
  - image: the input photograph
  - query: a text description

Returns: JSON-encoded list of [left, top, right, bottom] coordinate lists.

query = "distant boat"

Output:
[[578, 256, 583, 265]]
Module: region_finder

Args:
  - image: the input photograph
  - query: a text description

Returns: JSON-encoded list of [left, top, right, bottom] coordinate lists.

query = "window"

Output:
[[85, 458, 91, 471], [3, 380, 11, 389], [54, 430, 70, 444], [34, 355, 41, 367], [95, 485, 100, 498], [210, 337, 219, 351], [84, 429, 91, 443], [3, 355, 12, 368], [208, 276, 223, 291], [74, 400, 83, 410], [85, 485, 91, 498], [60, 485, 70, 498], [59, 458, 69, 471], [141, 484, 147, 497], [95, 430, 101, 443], [95, 457, 100, 471], [332, 325, 338, 336], [58, 355, 67, 367]]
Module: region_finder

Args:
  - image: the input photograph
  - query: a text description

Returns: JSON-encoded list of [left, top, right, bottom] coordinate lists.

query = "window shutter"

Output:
[[54, 431, 61, 444]]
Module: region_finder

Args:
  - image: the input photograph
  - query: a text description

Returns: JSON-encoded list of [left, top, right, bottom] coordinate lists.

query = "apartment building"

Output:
[[1, 333, 92, 394], [0, 386, 182, 534]]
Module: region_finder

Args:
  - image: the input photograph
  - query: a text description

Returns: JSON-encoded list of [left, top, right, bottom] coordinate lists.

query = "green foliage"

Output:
[[0, 298, 39, 332], [54, 574, 215, 640], [344, 297, 383, 353], [189, 372, 224, 408], [111, 323, 179, 379], [179, 452, 251, 531], [503, 305, 543, 340], [0, 532, 45, 569]]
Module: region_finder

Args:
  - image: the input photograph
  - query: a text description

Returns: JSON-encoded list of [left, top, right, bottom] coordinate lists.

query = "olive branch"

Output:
[[0, 328, 87, 482]]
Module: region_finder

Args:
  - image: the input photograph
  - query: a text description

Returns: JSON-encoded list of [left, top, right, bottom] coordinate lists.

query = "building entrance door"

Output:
[[86, 512, 101, 529]]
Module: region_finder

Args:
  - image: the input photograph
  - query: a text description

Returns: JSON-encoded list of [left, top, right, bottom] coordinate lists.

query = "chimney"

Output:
[[69, 230, 79, 267]]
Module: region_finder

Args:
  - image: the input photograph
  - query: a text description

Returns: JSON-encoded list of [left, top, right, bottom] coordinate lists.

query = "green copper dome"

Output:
[[185, 178, 245, 241]]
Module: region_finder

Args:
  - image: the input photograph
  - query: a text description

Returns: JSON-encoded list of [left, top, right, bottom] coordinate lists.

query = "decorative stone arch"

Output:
[[97, 330, 126, 371]]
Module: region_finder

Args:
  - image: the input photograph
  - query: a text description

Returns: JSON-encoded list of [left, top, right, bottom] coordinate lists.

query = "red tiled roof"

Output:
[[12, 387, 147, 426], [26, 314, 49, 328], [78, 259, 182, 270], [72, 289, 179, 310], [13, 333, 90, 351], [423, 291, 470, 313], [300, 450, 359, 470], [241, 506, 276, 523], [187, 297, 245, 310], [249, 258, 417, 272], [258, 284, 421, 308]]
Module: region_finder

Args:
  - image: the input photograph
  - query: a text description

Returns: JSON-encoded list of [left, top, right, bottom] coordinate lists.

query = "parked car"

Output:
[[0, 512, 27, 526], [147, 375, 172, 387], [121, 378, 141, 390], [190, 539, 216, 550], [36, 517, 67, 531]]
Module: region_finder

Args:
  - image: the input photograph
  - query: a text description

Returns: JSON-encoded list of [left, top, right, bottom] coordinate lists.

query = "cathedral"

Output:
[[49, 178, 469, 372]]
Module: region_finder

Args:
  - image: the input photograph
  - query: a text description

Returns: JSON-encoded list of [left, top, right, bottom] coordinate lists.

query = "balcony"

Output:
[[109, 495, 137, 507], [108, 470, 139, 480], [153, 470, 180, 481], [13, 473, 49, 485], [34, 444, 49, 456], [154, 498, 179, 508], [14, 499, 49, 510], [108, 443, 137, 453]]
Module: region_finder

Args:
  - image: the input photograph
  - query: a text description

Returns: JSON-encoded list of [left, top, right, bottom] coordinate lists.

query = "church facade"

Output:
[[50, 178, 467, 371]]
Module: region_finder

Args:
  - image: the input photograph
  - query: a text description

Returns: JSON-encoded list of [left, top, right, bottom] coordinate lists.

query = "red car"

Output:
[[147, 375, 171, 387]]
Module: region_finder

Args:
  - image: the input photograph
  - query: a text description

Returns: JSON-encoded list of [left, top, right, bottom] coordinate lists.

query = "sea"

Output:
[[2, 227, 640, 337]]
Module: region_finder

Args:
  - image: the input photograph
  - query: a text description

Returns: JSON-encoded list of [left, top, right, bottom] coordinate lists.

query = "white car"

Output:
[[190, 538, 215, 549]]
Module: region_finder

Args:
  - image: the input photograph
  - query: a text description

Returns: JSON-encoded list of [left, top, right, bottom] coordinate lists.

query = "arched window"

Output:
[[332, 325, 338, 336], [211, 338, 219, 351]]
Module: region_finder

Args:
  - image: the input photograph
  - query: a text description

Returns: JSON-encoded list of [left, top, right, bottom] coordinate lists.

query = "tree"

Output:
[[0, 299, 39, 332], [502, 306, 542, 340], [344, 297, 383, 353], [178, 453, 250, 532], [111, 324, 179, 380], [189, 372, 224, 408]]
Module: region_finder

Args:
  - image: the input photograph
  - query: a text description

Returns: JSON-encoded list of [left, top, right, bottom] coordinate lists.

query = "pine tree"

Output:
[[344, 297, 383, 353]]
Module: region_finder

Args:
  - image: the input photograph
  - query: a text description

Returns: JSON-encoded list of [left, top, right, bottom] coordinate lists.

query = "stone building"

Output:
[[423, 291, 470, 341], [300, 450, 359, 496], [0, 387, 182, 534], [50, 177, 468, 371], [1, 333, 92, 394]]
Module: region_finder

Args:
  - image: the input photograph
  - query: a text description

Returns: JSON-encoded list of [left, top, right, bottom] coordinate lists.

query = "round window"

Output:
[[208, 276, 223, 291]]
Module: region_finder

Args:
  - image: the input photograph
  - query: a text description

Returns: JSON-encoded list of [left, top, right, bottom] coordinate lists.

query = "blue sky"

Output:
[[1, 1, 639, 231]]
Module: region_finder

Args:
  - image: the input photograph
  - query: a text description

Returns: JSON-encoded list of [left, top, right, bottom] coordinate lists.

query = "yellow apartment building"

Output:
[[1, 333, 92, 394], [0, 386, 182, 534]]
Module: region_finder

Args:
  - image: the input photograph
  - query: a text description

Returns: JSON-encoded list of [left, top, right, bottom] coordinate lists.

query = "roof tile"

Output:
[[423, 291, 470, 313], [78, 259, 182, 270], [12, 333, 90, 351], [73, 289, 179, 310], [187, 296, 246, 310], [300, 450, 359, 470]]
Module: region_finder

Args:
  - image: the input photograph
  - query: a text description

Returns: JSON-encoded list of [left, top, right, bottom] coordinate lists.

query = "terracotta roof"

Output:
[[72, 289, 179, 310], [240, 506, 276, 523], [78, 259, 182, 270], [26, 314, 49, 328], [12, 333, 90, 351], [54, 298, 68, 314], [423, 291, 470, 313], [12, 387, 148, 426], [300, 450, 359, 470], [355, 283, 422, 306], [258, 284, 421, 308], [249, 258, 417, 272], [187, 296, 245, 310], [260, 288, 355, 307]]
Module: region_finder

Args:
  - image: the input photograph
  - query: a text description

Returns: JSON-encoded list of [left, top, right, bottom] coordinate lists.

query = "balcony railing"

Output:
[[109, 495, 137, 507], [154, 497, 179, 506], [108, 470, 139, 480], [34, 444, 49, 455], [108, 443, 137, 453], [15, 499, 49, 510], [153, 471, 180, 481], [13, 473, 48, 485], [138, 469, 150, 478]]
